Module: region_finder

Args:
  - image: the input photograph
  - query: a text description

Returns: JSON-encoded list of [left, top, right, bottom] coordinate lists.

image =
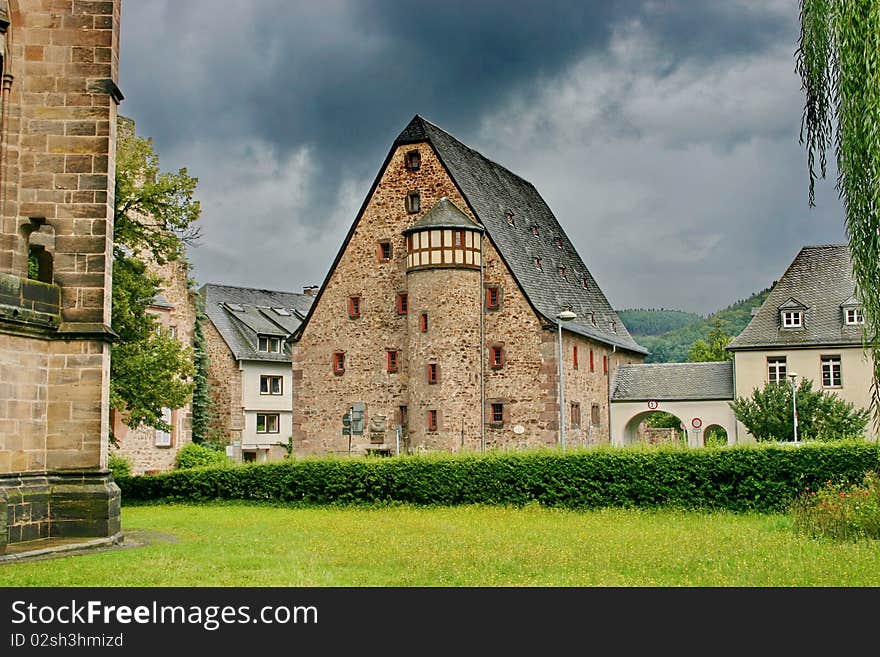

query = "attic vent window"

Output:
[[610, 321, 617, 333], [589, 312, 596, 327], [272, 307, 290, 316], [556, 237, 563, 249], [532, 225, 539, 237], [405, 150, 421, 171], [559, 266, 566, 279], [781, 310, 803, 328], [406, 191, 421, 214], [506, 211, 515, 226], [845, 307, 864, 325], [534, 257, 542, 270], [582, 276, 589, 289]]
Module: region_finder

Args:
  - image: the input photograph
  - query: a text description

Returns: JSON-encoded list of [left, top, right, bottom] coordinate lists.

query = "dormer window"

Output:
[[404, 150, 421, 171], [589, 312, 597, 327], [258, 335, 282, 353], [506, 211, 515, 226], [532, 225, 539, 237], [845, 307, 864, 325], [558, 266, 566, 279], [406, 191, 421, 214], [610, 321, 617, 333], [534, 257, 542, 270], [781, 310, 803, 328]]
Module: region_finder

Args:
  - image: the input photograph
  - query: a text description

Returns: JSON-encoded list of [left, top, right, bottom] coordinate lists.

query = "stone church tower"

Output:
[[0, 0, 122, 552], [291, 116, 647, 456]]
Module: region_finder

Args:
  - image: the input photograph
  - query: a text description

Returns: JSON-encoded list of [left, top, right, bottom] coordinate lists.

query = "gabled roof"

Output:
[[610, 361, 734, 401], [778, 297, 807, 310], [840, 294, 860, 308], [728, 244, 863, 350], [200, 283, 314, 362], [294, 114, 645, 355]]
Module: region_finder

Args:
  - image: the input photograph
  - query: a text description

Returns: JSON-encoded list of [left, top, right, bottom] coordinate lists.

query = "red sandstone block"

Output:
[[78, 173, 106, 189], [64, 93, 92, 106], [73, 0, 114, 15], [47, 134, 108, 154], [93, 47, 110, 63], [25, 45, 45, 61], [20, 173, 54, 188], [23, 75, 55, 92], [71, 46, 94, 63], [55, 77, 87, 93], [52, 173, 79, 189], [36, 190, 65, 204], [70, 191, 96, 204], [20, 202, 57, 218], [27, 120, 65, 135], [65, 120, 97, 136], [64, 154, 92, 172], [62, 14, 93, 29]]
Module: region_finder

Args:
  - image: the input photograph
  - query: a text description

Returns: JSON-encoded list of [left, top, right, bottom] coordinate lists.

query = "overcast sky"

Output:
[[117, 0, 847, 315]]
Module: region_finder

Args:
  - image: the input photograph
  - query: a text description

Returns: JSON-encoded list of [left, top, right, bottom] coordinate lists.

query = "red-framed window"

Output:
[[386, 350, 399, 373], [333, 351, 345, 375], [490, 403, 504, 424], [419, 312, 428, 332], [589, 349, 595, 373], [427, 409, 438, 431], [573, 345, 579, 370], [490, 346, 504, 369], [571, 402, 581, 428], [378, 241, 393, 262], [427, 363, 440, 384], [396, 293, 408, 315], [486, 286, 500, 310], [348, 296, 361, 318], [603, 355, 608, 375]]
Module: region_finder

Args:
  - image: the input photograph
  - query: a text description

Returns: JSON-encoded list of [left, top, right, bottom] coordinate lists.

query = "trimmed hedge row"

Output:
[[116, 441, 880, 513]]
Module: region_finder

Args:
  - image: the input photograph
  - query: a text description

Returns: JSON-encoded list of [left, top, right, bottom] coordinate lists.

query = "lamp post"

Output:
[[788, 371, 799, 443], [556, 307, 577, 451]]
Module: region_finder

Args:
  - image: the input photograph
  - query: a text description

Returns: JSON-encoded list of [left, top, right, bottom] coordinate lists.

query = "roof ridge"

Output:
[[202, 282, 310, 297]]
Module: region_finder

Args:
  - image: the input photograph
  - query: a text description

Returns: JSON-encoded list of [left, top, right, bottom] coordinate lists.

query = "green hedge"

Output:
[[117, 441, 880, 513]]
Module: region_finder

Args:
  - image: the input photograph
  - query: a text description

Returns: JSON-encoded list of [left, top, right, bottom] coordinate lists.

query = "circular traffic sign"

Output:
[[691, 417, 703, 429], [647, 400, 659, 410]]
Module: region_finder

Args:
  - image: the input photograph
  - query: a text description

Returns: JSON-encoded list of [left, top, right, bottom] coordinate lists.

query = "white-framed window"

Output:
[[781, 311, 803, 328], [767, 356, 787, 384], [258, 335, 282, 353], [821, 355, 842, 387], [260, 375, 283, 395], [168, 325, 177, 339], [257, 413, 280, 434], [155, 407, 172, 447], [845, 307, 864, 325]]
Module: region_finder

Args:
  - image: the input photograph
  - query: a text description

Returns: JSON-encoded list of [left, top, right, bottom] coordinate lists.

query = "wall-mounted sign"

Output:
[[691, 417, 703, 429], [513, 425, 525, 435], [647, 400, 659, 410]]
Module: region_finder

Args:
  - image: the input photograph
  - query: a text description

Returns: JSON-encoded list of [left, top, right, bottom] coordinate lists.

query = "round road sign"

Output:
[[647, 400, 659, 410], [691, 417, 703, 429]]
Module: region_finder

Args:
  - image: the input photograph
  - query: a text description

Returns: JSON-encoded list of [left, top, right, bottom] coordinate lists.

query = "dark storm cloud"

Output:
[[117, 1, 838, 313]]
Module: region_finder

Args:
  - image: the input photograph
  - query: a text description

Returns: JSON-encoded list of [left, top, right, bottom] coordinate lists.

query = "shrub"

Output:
[[730, 378, 869, 442], [175, 442, 228, 470], [118, 440, 880, 512], [790, 470, 880, 541], [108, 451, 132, 479]]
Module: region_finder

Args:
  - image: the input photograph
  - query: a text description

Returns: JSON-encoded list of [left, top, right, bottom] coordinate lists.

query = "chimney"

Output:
[[303, 285, 319, 296]]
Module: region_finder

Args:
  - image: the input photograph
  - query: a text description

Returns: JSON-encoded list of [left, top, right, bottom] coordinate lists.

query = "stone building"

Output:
[[0, 0, 122, 552], [110, 254, 197, 475], [200, 283, 314, 462], [290, 115, 647, 456]]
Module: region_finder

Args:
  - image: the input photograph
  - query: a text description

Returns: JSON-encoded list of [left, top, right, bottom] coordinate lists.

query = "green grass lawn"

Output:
[[2, 503, 879, 586]]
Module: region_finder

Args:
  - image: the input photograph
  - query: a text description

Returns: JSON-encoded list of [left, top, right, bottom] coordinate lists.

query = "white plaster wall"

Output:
[[610, 399, 738, 447]]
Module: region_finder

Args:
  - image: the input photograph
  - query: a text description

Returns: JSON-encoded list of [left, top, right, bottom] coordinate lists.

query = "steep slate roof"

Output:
[[394, 115, 646, 354], [610, 361, 734, 401], [727, 244, 863, 350], [201, 283, 314, 362]]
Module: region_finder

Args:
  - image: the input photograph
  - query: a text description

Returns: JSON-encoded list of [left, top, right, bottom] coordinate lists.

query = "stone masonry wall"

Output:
[[203, 316, 243, 442], [292, 139, 644, 455]]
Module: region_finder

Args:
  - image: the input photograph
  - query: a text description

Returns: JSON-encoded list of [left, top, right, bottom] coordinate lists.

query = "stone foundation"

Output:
[[1, 472, 120, 548]]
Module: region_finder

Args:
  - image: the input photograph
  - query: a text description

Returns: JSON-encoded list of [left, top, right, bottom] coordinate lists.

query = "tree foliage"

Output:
[[797, 0, 880, 430], [730, 379, 869, 442], [110, 119, 199, 436], [688, 317, 733, 362]]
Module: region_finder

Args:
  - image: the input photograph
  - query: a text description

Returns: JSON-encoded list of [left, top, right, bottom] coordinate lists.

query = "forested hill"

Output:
[[618, 285, 774, 363]]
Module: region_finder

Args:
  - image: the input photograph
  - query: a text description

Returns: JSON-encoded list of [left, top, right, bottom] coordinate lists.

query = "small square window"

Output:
[[486, 287, 500, 311], [378, 241, 393, 261], [258, 335, 282, 353], [333, 352, 345, 375], [419, 312, 428, 332], [348, 296, 361, 319], [257, 413, 280, 434], [406, 191, 421, 214], [490, 346, 504, 369], [397, 293, 408, 315], [260, 375, 283, 395], [427, 409, 438, 431], [845, 307, 864, 325], [781, 311, 803, 328], [405, 150, 421, 170], [387, 350, 399, 373], [490, 403, 504, 425]]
